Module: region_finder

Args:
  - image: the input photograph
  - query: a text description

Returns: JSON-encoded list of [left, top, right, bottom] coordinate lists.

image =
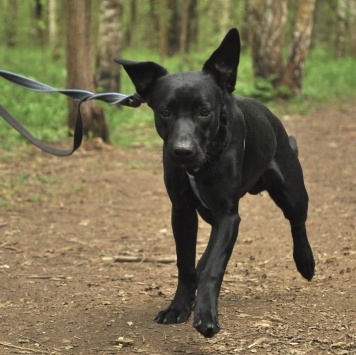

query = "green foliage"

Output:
[[1, 44, 355, 152], [303, 48, 356, 102], [0, 45, 67, 150]]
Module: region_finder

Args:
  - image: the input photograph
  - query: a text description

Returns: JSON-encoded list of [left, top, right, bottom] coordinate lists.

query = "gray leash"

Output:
[[0, 70, 144, 156]]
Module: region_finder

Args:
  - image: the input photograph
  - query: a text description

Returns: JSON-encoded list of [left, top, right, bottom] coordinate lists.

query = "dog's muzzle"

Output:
[[169, 141, 204, 169]]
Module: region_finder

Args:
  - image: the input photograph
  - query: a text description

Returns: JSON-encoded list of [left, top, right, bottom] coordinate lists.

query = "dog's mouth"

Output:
[[172, 155, 205, 170], [167, 145, 206, 170], [176, 159, 205, 171]]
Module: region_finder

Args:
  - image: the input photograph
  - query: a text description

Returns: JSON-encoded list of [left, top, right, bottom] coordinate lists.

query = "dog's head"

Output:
[[116, 28, 240, 170]]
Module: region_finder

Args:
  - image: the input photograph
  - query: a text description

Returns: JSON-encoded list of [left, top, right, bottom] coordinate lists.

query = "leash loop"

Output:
[[0, 70, 143, 156]]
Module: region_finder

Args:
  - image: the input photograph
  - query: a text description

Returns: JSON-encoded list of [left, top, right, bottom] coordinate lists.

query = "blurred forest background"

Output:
[[0, 0, 355, 149]]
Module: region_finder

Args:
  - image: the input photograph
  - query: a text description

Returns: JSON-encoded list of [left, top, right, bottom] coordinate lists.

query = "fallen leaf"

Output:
[[114, 337, 134, 347], [79, 219, 90, 226], [253, 320, 272, 328], [248, 337, 269, 348]]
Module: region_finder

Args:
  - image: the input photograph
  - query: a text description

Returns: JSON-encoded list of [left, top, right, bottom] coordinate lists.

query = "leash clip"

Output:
[[120, 93, 145, 108]]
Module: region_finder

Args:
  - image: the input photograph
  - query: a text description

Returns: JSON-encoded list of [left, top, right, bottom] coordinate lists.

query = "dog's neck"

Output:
[[187, 138, 245, 209]]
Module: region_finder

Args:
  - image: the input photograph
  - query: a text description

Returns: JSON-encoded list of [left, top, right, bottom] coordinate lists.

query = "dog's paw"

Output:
[[294, 245, 315, 281], [155, 306, 191, 324], [193, 312, 220, 338]]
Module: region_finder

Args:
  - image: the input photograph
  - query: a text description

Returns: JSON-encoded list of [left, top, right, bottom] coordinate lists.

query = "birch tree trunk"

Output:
[[350, 0, 356, 57], [336, 0, 348, 58], [96, 0, 122, 93], [48, 0, 60, 59], [279, 0, 316, 95], [249, 0, 288, 81]]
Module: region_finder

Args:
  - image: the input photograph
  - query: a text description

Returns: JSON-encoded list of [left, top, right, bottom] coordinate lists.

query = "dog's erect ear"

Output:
[[202, 28, 240, 93], [115, 59, 168, 100]]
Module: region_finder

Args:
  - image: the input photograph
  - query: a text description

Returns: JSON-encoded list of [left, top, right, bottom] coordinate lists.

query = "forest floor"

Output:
[[0, 103, 355, 355]]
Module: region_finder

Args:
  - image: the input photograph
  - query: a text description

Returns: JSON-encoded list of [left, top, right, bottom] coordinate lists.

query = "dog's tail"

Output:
[[289, 136, 299, 157]]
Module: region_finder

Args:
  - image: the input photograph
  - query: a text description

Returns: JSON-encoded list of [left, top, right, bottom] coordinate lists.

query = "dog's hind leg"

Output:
[[263, 140, 315, 281]]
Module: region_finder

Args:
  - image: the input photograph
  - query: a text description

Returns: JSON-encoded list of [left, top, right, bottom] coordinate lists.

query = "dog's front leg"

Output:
[[155, 205, 198, 324], [194, 209, 241, 338]]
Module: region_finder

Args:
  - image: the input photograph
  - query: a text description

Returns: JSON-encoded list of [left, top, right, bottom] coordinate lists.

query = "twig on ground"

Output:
[[0, 340, 49, 354], [26, 275, 68, 280], [114, 255, 176, 264], [18, 335, 51, 354]]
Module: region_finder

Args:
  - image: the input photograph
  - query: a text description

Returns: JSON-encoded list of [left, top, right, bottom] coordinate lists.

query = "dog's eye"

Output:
[[200, 108, 211, 117], [161, 109, 171, 118]]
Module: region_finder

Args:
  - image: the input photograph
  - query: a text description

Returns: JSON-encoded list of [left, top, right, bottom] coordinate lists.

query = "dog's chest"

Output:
[[186, 139, 245, 209], [187, 172, 208, 208]]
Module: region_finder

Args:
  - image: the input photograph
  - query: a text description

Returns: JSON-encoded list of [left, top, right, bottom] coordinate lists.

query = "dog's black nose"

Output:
[[172, 144, 195, 158]]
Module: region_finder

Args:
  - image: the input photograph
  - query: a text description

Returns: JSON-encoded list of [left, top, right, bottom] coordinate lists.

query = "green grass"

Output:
[[1, 45, 355, 151], [303, 48, 356, 102], [0, 165, 61, 207], [0, 46, 68, 150]]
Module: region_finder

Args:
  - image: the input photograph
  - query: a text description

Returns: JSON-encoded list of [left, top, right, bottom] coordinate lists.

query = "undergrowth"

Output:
[[0, 45, 355, 151]]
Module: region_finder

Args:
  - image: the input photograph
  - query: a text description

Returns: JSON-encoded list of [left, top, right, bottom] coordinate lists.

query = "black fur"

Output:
[[115, 28, 315, 338]]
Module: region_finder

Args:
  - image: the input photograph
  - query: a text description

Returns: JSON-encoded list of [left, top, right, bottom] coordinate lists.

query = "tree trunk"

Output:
[[48, 0, 60, 59], [4, 0, 18, 47], [155, 0, 170, 57], [187, 0, 198, 51], [96, 0, 122, 93], [177, 0, 198, 70], [336, 0, 348, 58], [350, 0, 356, 57], [179, 0, 190, 70], [208, 0, 221, 35], [249, 0, 288, 80], [125, 0, 137, 47], [240, 0, 250, 49], [64, 0, 109, 142], [220, 0, 231, 38], [34, 0, 46, 46], [167, 0, 180, 56], [148, 0, 160, 49], [279, 0, 316, 95]]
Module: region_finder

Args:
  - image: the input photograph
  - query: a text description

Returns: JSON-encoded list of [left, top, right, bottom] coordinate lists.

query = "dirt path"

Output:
[[0, 104, 355, 354]]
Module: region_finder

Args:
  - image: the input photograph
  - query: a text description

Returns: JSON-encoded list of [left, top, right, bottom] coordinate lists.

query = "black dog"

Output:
[[116, 28, 315, 338]]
